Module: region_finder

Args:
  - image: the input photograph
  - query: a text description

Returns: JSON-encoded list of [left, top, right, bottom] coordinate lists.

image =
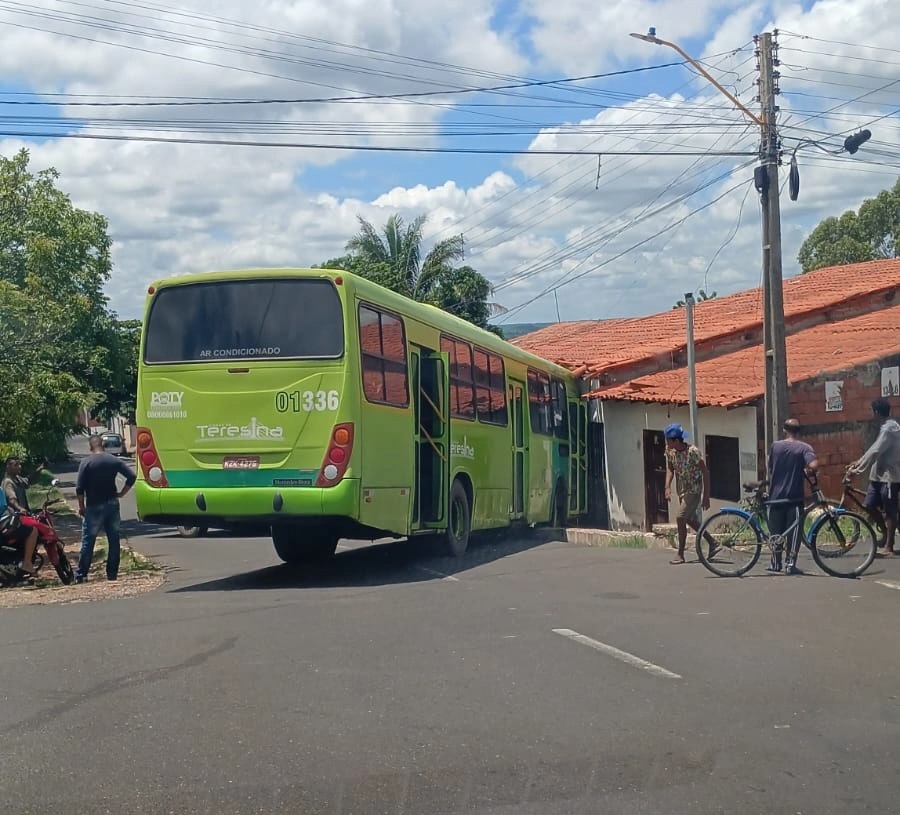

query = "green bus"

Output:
[[135, 269, 587, 562]]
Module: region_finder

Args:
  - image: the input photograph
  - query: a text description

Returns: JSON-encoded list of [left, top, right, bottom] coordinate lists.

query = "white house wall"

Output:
[[594, 400, 759, 530]]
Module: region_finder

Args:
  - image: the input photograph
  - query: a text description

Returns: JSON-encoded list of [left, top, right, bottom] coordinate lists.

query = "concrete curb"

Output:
[[560, 528, 675, 551]]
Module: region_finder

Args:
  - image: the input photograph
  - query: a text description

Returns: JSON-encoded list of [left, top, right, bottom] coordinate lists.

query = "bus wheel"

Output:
[[551, 482, 568, 528], [443, 480, 471, 558], [177, 525, 208, 538], [272, 526, 338, 564]]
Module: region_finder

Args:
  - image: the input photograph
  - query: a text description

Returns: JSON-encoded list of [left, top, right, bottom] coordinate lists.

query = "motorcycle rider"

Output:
[[1, 456, 43, 578]]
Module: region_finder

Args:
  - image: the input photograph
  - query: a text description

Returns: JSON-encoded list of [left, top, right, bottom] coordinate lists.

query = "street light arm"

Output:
[[630, 32, 763, 126]]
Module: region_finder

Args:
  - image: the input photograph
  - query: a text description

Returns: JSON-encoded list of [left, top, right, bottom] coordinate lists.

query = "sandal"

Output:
[[669, 557, 685, 565]]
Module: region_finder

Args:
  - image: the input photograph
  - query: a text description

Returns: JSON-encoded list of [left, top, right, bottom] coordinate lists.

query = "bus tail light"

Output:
[[317, 422, 354, 486], [136, 427, 169, 487]]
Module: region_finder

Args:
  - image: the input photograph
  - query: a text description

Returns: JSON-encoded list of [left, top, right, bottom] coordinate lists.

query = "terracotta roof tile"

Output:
[[512, 259, 900, 372], [588, 303, 900, 407]]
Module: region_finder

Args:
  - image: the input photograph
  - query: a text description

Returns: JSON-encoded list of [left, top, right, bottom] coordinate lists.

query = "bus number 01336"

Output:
[[275, 390, 340, 413]]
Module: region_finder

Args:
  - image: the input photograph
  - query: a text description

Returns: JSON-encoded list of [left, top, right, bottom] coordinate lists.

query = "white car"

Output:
[[99, 432, 126, 456]]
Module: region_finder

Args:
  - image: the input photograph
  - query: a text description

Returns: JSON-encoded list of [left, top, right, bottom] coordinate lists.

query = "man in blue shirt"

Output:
[[75, 435, 137, 583], [767, 418, 818, 574]]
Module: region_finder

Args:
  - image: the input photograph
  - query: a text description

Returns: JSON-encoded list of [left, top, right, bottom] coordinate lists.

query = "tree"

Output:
[[0, 149, 129, 458], [797, 178, 900, 273], [325, 214, 496, 329], [93, 319, 142, 424]]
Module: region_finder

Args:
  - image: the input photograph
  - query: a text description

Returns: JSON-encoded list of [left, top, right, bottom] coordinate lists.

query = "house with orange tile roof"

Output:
[[512, 259, 900, 532]]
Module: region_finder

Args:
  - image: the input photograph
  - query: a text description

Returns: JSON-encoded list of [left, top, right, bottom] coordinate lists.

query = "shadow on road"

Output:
[[168, 529, 560, 592]]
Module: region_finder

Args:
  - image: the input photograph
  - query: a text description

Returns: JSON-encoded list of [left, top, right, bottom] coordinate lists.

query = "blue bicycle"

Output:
[[695, 476, 877, 578]]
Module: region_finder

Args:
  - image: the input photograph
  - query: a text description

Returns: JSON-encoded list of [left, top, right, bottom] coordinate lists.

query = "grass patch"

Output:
[[92, 540, 163, 575], [607, 535, 650, 549]]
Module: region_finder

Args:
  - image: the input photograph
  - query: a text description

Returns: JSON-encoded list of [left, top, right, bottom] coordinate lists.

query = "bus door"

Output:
[[568, 398, 589, 516], [411, 348, 450, 530], [509, 380, 526, 519]]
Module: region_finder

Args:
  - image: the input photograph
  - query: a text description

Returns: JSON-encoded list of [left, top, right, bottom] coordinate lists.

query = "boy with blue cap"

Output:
[[663, 423, 711, 564]]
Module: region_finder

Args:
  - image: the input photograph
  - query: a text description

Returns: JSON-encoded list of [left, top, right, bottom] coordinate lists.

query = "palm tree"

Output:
[[345, 214, 465, 302]]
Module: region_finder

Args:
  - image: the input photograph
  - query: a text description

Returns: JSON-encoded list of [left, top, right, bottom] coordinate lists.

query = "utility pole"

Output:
[[684, 292, 699, 446], [756, 32, 789, 453], [630, 28, 788, 455]]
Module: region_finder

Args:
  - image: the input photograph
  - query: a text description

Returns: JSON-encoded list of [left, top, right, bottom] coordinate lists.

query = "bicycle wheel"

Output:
[[801, 500, 841, 548], [809, 510, 877, 578], [696, 509, 762, 577]]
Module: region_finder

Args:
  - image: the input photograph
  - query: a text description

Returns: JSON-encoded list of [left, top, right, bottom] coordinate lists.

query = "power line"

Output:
[[0, 64, 686, 107], [495, 177, 752, 322], [0, 129, 758, 155]]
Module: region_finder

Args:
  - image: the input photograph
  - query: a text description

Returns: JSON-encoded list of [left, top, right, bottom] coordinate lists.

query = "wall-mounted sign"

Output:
[[825, 380, 843, 412], [882, 367, 899, 398]]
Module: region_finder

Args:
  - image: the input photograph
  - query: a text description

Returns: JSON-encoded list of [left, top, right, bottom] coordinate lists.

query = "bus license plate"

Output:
[[222, 456, 260, 470]]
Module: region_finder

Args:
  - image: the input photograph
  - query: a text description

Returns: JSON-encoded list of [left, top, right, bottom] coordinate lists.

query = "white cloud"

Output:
[[0, 0, 896, 327]]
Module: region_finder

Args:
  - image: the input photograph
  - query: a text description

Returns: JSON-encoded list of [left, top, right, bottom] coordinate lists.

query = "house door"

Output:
[[643, 429, 669, 530], [586, 420, 609, 528]]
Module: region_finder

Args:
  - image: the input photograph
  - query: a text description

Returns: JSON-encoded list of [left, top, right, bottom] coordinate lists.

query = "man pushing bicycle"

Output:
[[767, 419, 818, 574], [847, 398, 900, 557]]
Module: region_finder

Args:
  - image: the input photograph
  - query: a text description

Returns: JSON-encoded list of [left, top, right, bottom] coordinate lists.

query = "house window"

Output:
[[705, 435, 740, 501], [440, 335, 476, 420], [473, 348, 507, 426], [359, 304, 409, 407]]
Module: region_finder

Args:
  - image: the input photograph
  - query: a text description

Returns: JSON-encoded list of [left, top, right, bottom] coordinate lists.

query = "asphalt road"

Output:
[[2, 465, 900, 814]]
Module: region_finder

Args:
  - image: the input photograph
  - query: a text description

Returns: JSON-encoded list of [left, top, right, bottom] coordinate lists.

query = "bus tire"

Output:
[[551, 481, 568, 528], [443, 480, 471, 558], [271, 525, 338, 564]]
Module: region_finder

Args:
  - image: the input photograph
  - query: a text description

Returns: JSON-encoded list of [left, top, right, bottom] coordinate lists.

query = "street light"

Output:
[[629, 30, 762, 126]]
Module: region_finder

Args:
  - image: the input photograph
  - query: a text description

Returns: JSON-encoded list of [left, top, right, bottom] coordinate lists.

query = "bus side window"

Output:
[[440, 335, 475, 420], [474, 348, 507, 426], [359, 304, 409, 407], [527, 368, 552, 435], [551, 378, 569, 440]]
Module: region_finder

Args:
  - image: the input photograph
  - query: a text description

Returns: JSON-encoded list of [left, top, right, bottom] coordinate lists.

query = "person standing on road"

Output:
[[767, 418, 818, 575], [75, 435, 136, 583], [663, 423, 711, 565], [848, 398, 900, 556]]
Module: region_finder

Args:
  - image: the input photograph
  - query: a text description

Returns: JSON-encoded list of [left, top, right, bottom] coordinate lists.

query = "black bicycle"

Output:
[[695, 475, 878, 578]]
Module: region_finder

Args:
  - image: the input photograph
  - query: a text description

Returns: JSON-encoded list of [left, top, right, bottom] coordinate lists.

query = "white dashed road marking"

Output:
[[875, 580, 900, 591], [552, 628, 682, 680], [418, 567, 459, 582]]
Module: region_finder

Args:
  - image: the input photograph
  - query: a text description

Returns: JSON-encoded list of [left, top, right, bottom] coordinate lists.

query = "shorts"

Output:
[[865, 482, 899, 521], [677, 492, 702, 522]]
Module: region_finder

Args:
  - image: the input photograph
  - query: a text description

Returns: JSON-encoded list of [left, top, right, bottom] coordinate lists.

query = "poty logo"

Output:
[[151, 391, 184, 408], [451, 436, 475, 459], [196, 418, 284, 441], [148, 391, 187, 419]]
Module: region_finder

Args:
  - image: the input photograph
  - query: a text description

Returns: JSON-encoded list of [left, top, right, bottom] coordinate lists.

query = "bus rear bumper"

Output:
[[135, 478, 360, 526]]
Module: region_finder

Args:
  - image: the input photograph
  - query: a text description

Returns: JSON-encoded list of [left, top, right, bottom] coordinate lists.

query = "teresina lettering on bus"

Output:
[[196, 418, 284, 440], [198, 347, 281, 358]]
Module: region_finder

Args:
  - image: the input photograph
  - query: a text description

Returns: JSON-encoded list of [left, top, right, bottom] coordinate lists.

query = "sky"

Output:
[[0, 0, 897, 326]]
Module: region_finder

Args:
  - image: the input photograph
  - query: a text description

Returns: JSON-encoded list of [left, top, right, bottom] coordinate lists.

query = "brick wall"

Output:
[[786, 353, 900, 498]]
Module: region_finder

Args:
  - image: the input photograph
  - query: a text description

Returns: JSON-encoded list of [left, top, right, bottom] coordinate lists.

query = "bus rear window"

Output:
[[143, 278, 344, 363]]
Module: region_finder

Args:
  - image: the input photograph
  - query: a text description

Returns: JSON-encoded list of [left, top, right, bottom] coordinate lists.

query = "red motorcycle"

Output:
[[0, 479, 75, 586]]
